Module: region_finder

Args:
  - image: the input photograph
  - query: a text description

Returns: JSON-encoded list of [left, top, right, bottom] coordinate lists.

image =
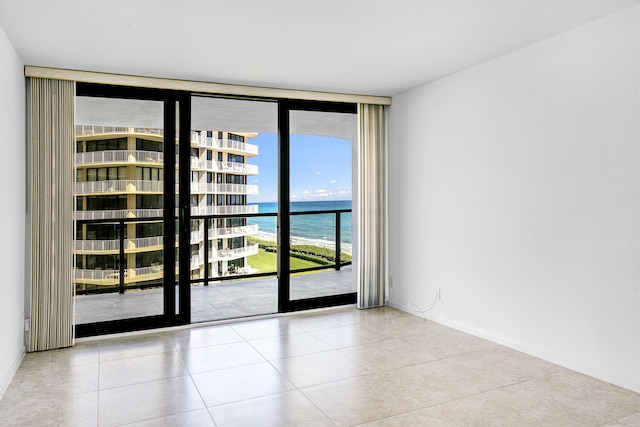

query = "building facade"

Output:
[[74, 127, 259, 292]]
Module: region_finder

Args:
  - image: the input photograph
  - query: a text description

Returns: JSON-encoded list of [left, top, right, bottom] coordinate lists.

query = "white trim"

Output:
[[24, 66, 392, 106]]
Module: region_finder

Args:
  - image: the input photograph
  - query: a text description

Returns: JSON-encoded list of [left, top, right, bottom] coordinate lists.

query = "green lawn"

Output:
[[247, 249, 323, 273]]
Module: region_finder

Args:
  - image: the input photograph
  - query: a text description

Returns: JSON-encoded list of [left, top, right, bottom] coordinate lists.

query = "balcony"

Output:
[[74, 209, 163, 220], [75, 150, 163, 166], [187, 182, 259, 195], [74, 265, 163, 285], [191, 205, 259, 216], [190, 133, 258, 156], [205, 243, 259, 262], [76, 125, 163, 137], [209, 224, 259, 238], [74, 236, 163, 254], [75, 180, 163, 195], [191, 159, 258, 175]]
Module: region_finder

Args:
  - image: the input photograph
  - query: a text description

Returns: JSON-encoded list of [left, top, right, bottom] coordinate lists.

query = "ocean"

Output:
[[247, 200, 352, 244]]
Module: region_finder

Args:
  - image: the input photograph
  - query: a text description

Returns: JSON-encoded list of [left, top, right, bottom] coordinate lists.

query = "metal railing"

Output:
[[74, 208, 352, 294], [75, 150, 163, 165], [75, 180, 163, 195], [190, 133, 259, 155]]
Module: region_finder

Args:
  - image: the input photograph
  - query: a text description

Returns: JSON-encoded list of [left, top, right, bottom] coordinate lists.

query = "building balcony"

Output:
[[190, 133, 258, 156], [75, 225, 257, 254], [202, 243, 259, 263], [74, 236, 163, 254], [74, 209, 163, 220], [76, 125, 163, 137], [209, 224, 259, 239], [191, 205, 259, 216], [187, 182, 258, 195], [191, 159, 258, 175], [74, 265, 163, 285], [75, 150, 163, 166], [75, 180, 163, 195]]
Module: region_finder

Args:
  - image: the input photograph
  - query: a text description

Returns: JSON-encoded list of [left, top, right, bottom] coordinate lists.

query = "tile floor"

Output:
[[1, 306, 639, 426]]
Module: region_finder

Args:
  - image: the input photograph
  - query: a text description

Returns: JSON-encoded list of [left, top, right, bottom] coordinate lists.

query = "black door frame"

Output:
[[278, 99, 357, 313], [75, 83, 191, 336], [75, 86, 356, 337]]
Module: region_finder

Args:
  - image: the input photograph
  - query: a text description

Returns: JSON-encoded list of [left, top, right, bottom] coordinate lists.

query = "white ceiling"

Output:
[[2, 0, 639, 97]]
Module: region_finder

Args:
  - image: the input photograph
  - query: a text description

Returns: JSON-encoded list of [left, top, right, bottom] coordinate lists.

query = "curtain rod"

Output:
[[25, 66, 392, 106]]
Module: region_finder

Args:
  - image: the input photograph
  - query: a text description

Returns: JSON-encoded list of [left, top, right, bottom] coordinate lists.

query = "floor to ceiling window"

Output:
[[73, 84, 357, 337]]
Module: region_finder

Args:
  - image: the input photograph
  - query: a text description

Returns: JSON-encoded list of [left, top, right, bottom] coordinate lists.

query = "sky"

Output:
[[247, 133, 352, 203]]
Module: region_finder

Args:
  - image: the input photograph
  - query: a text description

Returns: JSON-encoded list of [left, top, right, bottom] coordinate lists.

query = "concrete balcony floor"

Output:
[[75, 266, 353, 325]]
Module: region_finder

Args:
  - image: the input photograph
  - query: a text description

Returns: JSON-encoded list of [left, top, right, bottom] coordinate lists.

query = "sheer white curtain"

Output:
[[357, 104, 387, 308], [28, 78, 75, 351]]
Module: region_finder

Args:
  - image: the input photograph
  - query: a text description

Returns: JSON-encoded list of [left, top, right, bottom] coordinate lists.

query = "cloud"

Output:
[[329, 179, 337, 184], [253, 178, 259, 183], [315, 171, 322, 175]]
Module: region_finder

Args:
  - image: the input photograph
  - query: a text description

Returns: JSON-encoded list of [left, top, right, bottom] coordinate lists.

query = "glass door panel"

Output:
[[288, 108, 357, 302], [189, 96, 278, 322], [74, 96, 167, 324]]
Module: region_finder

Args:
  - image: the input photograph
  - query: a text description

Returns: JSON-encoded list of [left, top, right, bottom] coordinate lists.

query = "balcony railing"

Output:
[[210, 224, 259, 238], [191, 159, 258, 175], [75, 150, 163, 166], [75, 180, 163, 195], [187, 182, 259, 195], [75, 126, 163, 137], [190, 133, 258, 156], [74, 209, 163, 220], [74, 208, 352, 294], [191, 205, 259, 216], [74, 265, 162, 282]]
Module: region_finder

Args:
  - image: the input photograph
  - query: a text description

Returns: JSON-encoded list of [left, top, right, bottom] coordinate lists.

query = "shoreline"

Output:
[[253, 231, 352, 255]]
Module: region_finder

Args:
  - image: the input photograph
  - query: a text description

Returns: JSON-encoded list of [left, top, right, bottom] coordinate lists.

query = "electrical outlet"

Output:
[[389, 276, 394, 288]]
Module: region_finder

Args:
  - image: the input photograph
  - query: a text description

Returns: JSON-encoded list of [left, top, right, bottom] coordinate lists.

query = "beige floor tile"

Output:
[[192, 362, 295, 407], [379, 359, 496, 406], [287, 308, 363, 332], [98, 333, 176, 362], [441, 345, 564, 388], [603, 412, 640, 427], [248, 332, 333, 360], [180, 341, 265, 374], [433, 387, 571, 426], [209, 390, 335, 427], [498, 371, 640, 425], [50, 341, 100, 367], [171, 325, 244, 351], [121, 409, 216, 426], [272, 349, 370, 388], [98, 376, 205, 427], [5, 362, 99, 396], [0, 390, 98, 426], [339, 337, 445, 371], [99, 351, 188, 389], [300, 371, 427, 426], [310, 322, 389, 349], [355, 406, 460, 427], [230, 317, 305, 340]]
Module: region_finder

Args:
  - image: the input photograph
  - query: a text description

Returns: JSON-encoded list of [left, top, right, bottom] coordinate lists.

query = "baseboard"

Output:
[[387, 300, 640, 394], [0, 346, 25, 397]]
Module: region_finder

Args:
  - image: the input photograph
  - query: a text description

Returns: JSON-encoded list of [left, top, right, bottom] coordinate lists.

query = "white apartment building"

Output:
[[74, 127, 259, 292]]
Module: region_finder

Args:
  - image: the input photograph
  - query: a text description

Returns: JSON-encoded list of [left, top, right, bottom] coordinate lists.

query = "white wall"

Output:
[[0, 23, 25, 396], [389, 5, 640, 393]]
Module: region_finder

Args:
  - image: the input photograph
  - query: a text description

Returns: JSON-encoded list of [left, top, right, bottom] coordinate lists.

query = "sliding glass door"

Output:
[[279, 101, 357, 312], [189, 96, 279, 322], [74, 85, 189, 336], [74, 86, 357, 336]]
